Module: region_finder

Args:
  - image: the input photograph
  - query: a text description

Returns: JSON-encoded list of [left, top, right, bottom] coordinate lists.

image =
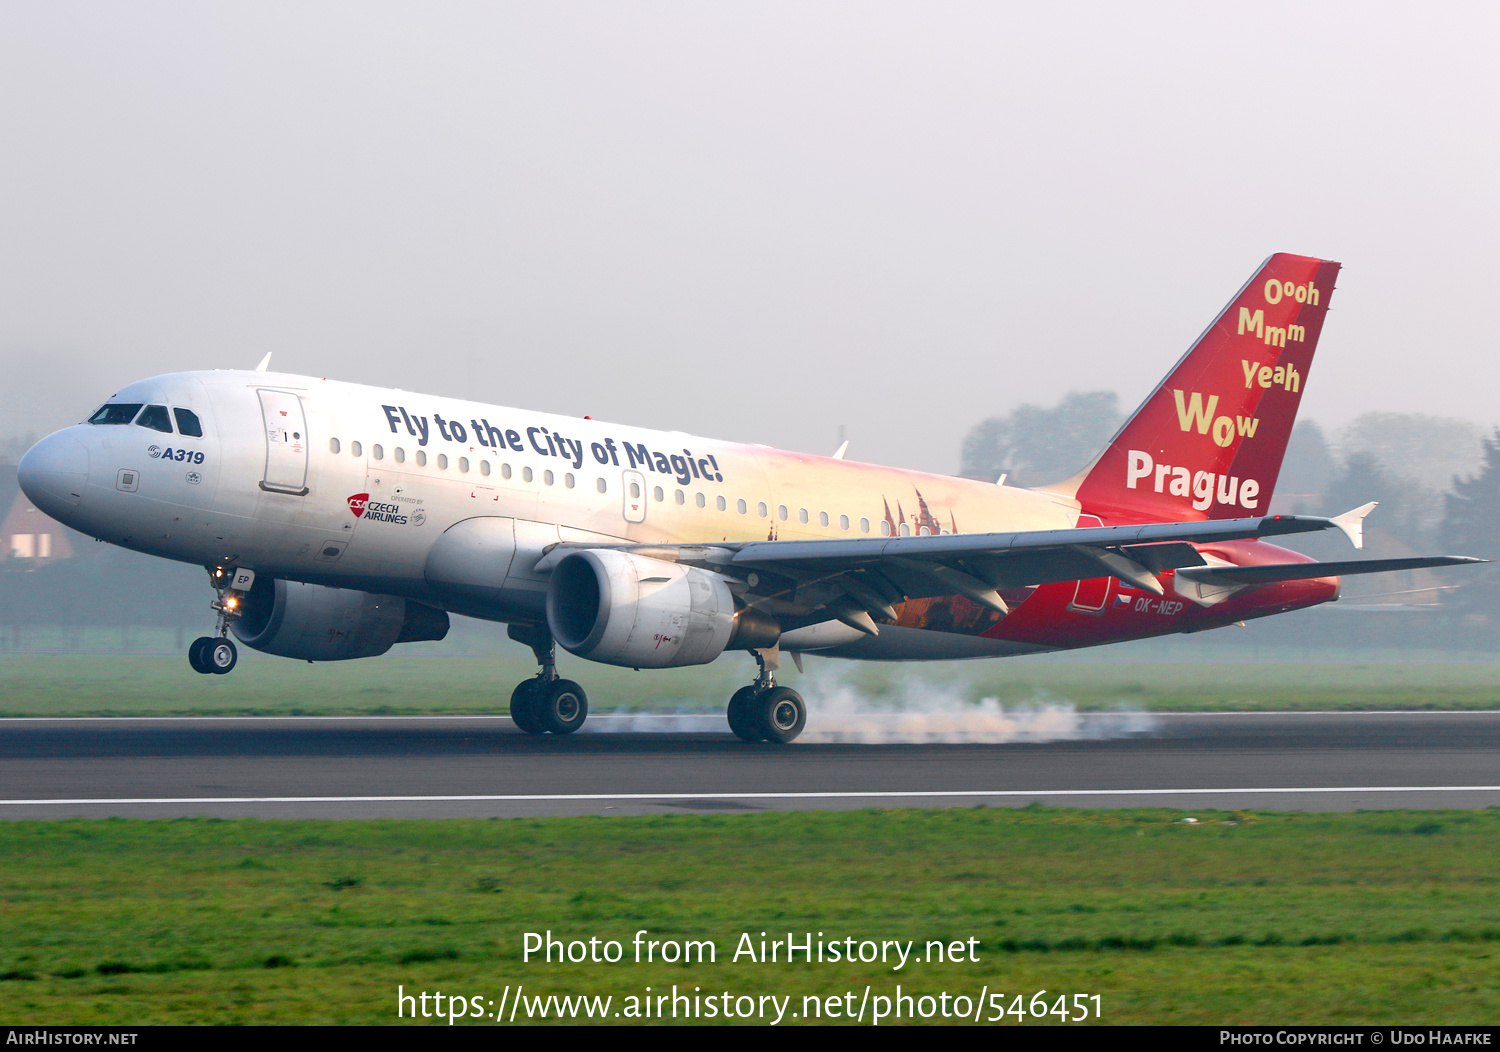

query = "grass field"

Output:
[[0, 808, 1495, 1025], [1, 650, 1499, 716]]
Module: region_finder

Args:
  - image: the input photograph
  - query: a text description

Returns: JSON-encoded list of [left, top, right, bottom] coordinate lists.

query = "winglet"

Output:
[[831, 440, 849, 460], [1331, 502, 1378, 550], [254, 352, 273, 373]]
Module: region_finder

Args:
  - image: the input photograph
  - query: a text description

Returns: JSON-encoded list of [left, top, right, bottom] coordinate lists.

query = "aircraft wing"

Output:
[[535, 513, 1473, 635], [1174, 556, 1485, 586]]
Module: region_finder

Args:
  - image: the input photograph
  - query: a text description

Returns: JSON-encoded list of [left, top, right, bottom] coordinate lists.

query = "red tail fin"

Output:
[[1070, 253, 1341, 524]]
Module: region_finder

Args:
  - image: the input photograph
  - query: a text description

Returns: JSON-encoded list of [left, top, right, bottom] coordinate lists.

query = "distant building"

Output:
[[0, 465, 74, 563]]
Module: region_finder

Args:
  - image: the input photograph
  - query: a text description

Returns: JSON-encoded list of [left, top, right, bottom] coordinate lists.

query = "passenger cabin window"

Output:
[[777, 505, 788, 521], [522, 466, 533, 483], [675, 489, 685, 505], [416, 450, 427, 466], [172, 408, 203, 438], [737, 499, 747, 514], [543, 469, 554, 486], [839, 514, 849, 530], [596, 478, 607, 494], [459, 457, 469, 473], [437, 454, 449, 470], [88, 403, 144, 425], [395, 448, 406, 463], [329, 438, 341, 454], [880, 520, 892, 536], [565, 473, 575, 489], [860, 517, 870, 533], [135, 405, 173, 433], [757, 502, 768, 517], [653, 486, 664, 502], [373, 444, 384, 460], [502, 463, 512, 479], [696, 493, 706, 508], [820, 511, 830, 527], [798, 508, 809, 524], [479, 460, 489, 475], [351, 441, 363, 457], [717, 496, 727, 511]]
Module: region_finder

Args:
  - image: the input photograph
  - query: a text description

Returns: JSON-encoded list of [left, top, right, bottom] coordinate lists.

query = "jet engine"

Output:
[[545, 549, 778, 668], [231, 576, 450, 661]]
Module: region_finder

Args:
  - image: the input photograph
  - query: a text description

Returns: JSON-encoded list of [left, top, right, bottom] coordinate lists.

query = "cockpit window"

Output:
[[135, 404, 173, 433], [173, 408, 203, 438], [88, 403, 144, 425]]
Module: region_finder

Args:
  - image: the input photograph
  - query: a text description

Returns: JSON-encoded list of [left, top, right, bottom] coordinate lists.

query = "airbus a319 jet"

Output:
[[16, 253, 1481, 742]]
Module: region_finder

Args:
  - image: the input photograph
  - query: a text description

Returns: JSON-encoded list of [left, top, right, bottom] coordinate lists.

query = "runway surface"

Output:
[[0, 711, 1496, 818]]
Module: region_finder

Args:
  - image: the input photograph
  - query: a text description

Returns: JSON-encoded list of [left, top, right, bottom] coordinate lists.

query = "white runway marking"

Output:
[[0, 710, 1494, 723], [2, 785, 1498, 806]]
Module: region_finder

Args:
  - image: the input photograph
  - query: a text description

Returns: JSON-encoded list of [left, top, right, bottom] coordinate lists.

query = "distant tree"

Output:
[[1440, 432, 1500, 616], [0, 434, 36, 467], [1338, 412, 1483, 491], [959, 391, 1122, 486], [1318, 451, 1436, 550], [1276, 421, 1339, 500]]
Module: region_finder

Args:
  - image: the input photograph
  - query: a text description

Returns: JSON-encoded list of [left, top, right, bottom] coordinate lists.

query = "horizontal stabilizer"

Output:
[[1176, 555, 1485, 586]]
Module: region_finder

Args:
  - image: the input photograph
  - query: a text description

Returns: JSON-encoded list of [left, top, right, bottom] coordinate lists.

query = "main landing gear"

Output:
[[507, 625, 588, 735], [188, 566, 249, 675], [727, 648, 806, 744]]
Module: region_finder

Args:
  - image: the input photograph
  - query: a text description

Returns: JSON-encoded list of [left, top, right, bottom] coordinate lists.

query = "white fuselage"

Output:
[[26, 369, 1082, 649]]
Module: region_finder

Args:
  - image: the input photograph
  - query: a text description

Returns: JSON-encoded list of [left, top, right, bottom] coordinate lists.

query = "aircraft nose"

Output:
[[17, 431, 90, 519]]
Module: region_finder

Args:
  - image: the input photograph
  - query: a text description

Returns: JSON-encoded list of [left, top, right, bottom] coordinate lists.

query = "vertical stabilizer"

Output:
[[1068, 253, 1341, 523]]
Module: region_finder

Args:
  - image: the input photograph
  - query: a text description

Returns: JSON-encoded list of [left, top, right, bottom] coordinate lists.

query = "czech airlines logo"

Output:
[[347, 493, 370, 518]]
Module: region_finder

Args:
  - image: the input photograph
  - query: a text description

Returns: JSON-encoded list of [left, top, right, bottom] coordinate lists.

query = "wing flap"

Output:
[[728, 514, 1348, 571]]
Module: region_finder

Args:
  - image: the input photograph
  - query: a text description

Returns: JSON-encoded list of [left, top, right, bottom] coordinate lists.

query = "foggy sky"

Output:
[[2, 2, 1496, 475]]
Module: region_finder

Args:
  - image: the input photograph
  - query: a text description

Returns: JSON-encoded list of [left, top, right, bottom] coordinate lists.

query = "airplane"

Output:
[[15, 253, 1482, 743]]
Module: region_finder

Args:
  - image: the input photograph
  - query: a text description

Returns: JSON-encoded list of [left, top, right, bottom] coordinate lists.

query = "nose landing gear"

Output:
[[507, 625, 589, 735], [188, 566, 251, 675], [727, 648, 806, 743]]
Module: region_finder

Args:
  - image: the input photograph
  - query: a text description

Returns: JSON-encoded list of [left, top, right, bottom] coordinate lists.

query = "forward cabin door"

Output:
[[257, 389, 309, 495]]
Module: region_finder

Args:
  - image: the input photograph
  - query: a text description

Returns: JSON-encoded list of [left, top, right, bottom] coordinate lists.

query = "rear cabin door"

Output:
[[1067, 512, 1110, 613], [257, 389, 309, 495]]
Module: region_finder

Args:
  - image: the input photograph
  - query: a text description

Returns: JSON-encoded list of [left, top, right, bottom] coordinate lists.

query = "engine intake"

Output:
[[546, 549, 777, 668], [232, 577, 449, 661]]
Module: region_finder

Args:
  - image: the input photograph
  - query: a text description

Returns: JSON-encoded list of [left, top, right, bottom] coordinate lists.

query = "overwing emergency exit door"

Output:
[[257, 389, 309, 495], [622, 470, 647, 523]]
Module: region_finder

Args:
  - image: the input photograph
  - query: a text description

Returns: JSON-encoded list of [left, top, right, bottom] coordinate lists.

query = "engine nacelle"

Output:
[[546, 549, 776, 668], [232, 577, 449, 661]]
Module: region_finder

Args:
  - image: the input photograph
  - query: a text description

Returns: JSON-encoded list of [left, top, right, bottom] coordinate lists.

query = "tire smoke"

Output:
[[581, 668, 1158, 743]]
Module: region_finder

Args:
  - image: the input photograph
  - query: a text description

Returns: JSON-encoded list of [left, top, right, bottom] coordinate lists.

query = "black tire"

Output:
[[188, 636, 215, 675], [535, 679, 588, 735], [510, 679, 546, 735], [208, 637, 238, 675], [727, 686, 763, 742], [754, 686, 806, 744]]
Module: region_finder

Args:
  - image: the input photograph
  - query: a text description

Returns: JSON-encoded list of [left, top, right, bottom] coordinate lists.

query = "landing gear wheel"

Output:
[[754, 686, 806, 744], [188, 636, 215, 675], [509, 679, 546, 735], [727, 686, 764, 742], [208, 637, 237, 675], [535, 679, 588, 735]]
